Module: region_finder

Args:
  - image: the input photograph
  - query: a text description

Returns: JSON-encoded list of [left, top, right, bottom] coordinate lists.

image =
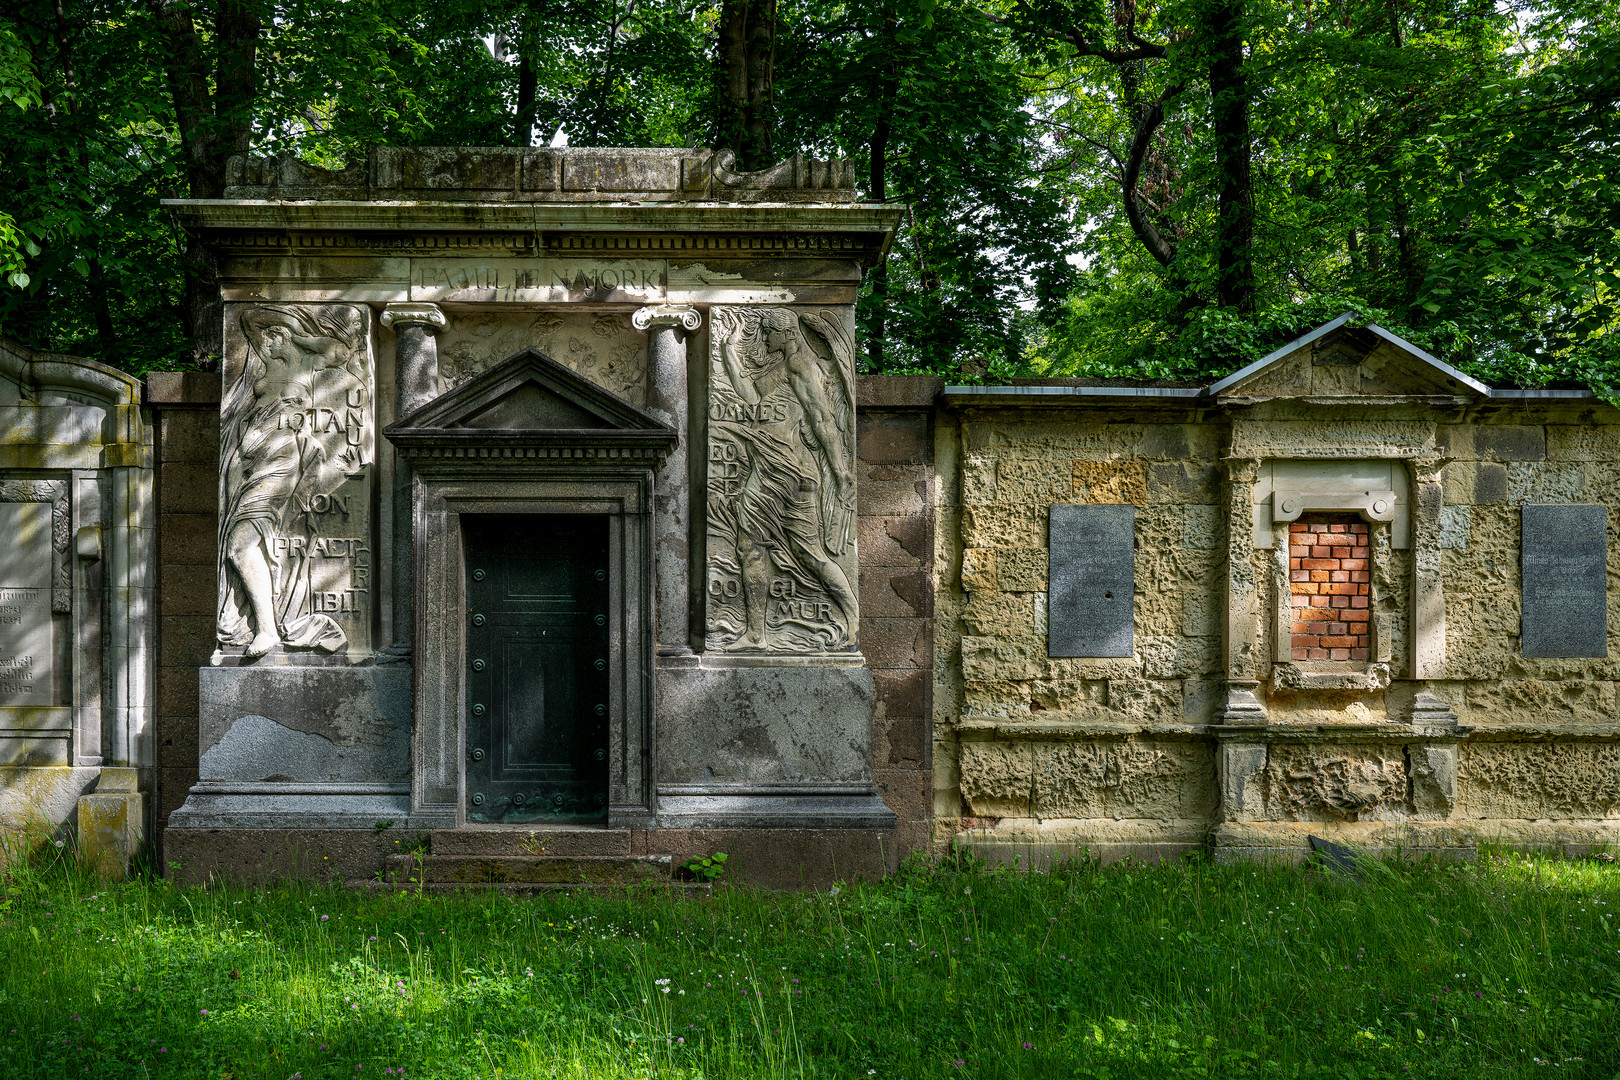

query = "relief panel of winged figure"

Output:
[[705, 305, 859, 653], [216, 303, 374, 662]]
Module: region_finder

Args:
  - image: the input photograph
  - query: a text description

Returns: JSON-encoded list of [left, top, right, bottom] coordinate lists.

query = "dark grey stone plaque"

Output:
[[1522, 504, 1608, 658], [1048, 503, 1134, 658]]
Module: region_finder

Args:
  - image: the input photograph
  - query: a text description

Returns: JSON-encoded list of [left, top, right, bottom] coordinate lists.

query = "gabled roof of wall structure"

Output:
[[942, 312, 1596, 403]]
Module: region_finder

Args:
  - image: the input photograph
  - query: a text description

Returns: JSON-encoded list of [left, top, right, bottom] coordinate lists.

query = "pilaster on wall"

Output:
[[146, 372, 222, 865], [1408, 455, 1448, 680], [855, 376, 940, 861], [1220, 456, 1268, 724]]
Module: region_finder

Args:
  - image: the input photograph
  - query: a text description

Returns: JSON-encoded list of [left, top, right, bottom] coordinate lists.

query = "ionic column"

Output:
[[379, 302, 446, 661], [632, 303, 702, 657]]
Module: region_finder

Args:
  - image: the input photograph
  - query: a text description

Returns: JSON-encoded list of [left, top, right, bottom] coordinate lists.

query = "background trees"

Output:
[[0, 0, 1613, 387]]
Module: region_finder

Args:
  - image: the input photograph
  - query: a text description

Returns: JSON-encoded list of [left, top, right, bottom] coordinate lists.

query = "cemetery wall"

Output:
[[934, 376, 1620, 864]]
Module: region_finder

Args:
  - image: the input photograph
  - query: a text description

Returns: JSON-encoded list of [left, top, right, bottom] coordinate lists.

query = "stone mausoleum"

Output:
[[2, 146, 1619, 885]]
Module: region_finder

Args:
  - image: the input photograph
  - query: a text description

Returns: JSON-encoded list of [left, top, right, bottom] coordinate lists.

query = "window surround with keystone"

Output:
[[1253, 460, 1412, 691]]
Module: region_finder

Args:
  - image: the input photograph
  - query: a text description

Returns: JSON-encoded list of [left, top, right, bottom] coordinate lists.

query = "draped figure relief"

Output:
[[216, 303, 374, 661], [705, 306, 859, 653]]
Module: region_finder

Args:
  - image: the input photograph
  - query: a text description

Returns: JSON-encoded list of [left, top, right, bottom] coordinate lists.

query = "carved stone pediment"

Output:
[[385, 348, 675, 461]]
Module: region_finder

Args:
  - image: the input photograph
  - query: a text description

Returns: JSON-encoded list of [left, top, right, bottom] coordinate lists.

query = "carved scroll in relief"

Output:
[[705, 306, 859, 653], [217, 304, 374, 661]]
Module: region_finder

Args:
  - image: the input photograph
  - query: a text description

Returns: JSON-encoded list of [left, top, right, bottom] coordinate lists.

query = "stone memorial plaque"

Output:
[[0, 500, 56, 705], [1048, 503, 1135, 658], [1522, 504, 1608, 658]]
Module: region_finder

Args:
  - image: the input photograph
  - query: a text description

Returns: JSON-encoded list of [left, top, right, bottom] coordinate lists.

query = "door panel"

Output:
[[464, 514, 609, 824]]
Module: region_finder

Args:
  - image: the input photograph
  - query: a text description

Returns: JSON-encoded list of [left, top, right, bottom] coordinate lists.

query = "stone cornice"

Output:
[[163, 200, 906, 241]]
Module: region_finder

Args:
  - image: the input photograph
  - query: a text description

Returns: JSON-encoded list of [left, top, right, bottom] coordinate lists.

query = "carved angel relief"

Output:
[[705, 306, 859, 653], [216, 304, 374, 661]]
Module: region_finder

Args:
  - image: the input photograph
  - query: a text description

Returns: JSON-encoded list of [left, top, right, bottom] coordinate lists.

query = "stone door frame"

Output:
[[408, 470, 656, 828]]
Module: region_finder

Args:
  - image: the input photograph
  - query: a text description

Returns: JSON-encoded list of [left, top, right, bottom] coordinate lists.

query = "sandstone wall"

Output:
[[935, 390, 1620, 864]]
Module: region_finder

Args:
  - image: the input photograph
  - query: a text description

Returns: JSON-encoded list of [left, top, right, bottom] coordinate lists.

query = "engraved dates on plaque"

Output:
[[1521, 504, 1608, 659], [217, 304, 374, 660], [704, 306, 859, 654]]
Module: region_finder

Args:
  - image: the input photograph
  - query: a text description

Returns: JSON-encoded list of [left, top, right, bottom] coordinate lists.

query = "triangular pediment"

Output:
[[384, 348, 675, 458], [1207, 313, 1492, 401]]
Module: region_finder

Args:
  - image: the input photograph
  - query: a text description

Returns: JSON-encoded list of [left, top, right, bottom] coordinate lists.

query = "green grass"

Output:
[[1, 848, 1618, 1079]]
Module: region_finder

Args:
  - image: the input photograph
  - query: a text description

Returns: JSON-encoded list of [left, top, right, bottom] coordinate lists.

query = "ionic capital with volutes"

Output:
[[380, 303, 448, 334], [632, 304, 702, 333]]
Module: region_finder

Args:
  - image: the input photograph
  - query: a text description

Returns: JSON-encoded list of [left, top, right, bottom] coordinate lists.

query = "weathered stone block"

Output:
[[1148, 461, 1220, 503], [857, 463, 926, 516], [996, 548, 1048, 592], [78, 768, 142, 881], [1458, 742, 1620, 819], [857, 515, 928, 569], [158, 412, 221, 462], [159, 462, 221, 514], [1262, 743, 1407, 821], [856, 412, 930, 465], [958, 741, 1032, 816], [1072, 460, 1148, 504], [858, 567, 929, 618], [962, 636, 1047, 682], [874, 766, 930, 822], [960, 548, 996, 593], [961, 504, 1043, 549], [158, 563, 218, 617], [875, 717, 927, 768], [862, 618, 930, 669], [1032, 739, 1216, 819], [656, 666, 873, 785], [158, 513, 219, 565], [158, 615, 216, 670], [193, 666, 411, 785], [1475, 425, 1546, 461], [873, 668, 929, 716]]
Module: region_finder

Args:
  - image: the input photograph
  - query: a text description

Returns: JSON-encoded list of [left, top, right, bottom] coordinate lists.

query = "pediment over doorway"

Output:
[[384, 348, 675, 460]]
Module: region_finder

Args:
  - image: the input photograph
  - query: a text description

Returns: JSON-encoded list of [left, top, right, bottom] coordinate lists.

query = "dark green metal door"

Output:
[[464, 514, 609, 824]]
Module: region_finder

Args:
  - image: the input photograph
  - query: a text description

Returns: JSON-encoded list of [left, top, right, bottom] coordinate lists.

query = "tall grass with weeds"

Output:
[[0, 847, 1618, 1077]]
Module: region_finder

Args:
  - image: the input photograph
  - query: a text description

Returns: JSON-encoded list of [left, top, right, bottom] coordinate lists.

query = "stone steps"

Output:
[[382, 852, 670, 886], [426, 827, 632, 858], [349, 879, 710, 896]]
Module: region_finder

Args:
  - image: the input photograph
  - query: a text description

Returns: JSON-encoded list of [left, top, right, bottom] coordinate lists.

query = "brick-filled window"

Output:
[[1288, 515, 1370, 661]]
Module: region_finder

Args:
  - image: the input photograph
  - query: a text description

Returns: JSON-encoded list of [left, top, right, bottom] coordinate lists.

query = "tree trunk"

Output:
[[865, 2, 896, 371], [1208, 0, 1253, 312], [514, 54, 537, 145], [152, 0, 259, 365], [716, 0, 775, 169]]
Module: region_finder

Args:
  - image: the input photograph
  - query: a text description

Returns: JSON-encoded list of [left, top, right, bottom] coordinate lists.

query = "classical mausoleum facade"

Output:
[[2, 147, 1618, 885]]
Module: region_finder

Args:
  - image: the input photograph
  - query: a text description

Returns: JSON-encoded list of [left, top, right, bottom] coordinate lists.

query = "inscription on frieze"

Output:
[[410, 259, 666, 304], [1048, 503, 1135, 658], [704, 306, 858, 653], [218, 303, 374, 660], [1522, 504, 1608, 658], [0, 494, 60, 705]]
